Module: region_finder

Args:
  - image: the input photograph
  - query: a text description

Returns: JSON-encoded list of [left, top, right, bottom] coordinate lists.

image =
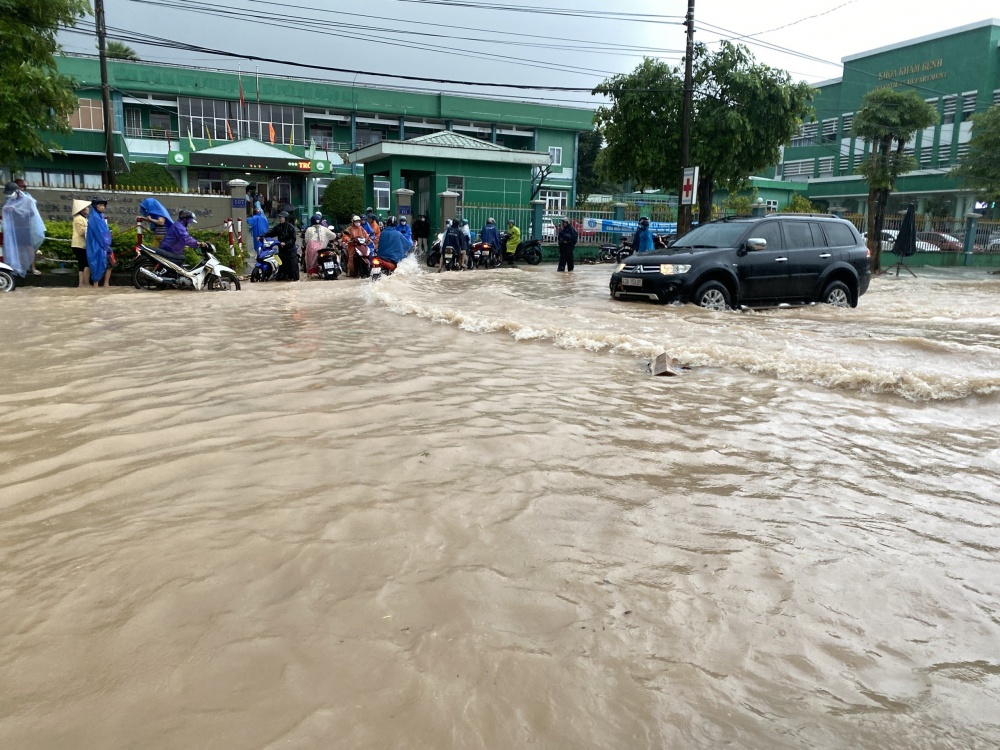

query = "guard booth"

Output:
[[346, 131, 550, 235]]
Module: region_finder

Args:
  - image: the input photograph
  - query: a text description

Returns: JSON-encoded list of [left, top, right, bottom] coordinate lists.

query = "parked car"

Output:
[[542, 217, 556, 241], [862, 229, 937, 253], [916, 231, 963, 252], [610, 214, 872, 310], [987, 231, 1000, 252]]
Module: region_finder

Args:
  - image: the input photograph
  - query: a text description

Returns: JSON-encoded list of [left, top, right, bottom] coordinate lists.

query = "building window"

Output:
[[821, 119, 837, 143], [791, 122, 818, 147], [942, 95, 957, 125], [196, 171, 224, 194], [548, 146, 562, 166], [446, 176, 464, 208], [69, 98, 104, 131], [539, 189, 568, 213], [817, 157, 834, 177], [781, 159, 814, 178], [765, 199, 779, 212], [179, 97, 303, 145], [125, 107, 142, 137], [149, 113, 173, 138], [20, 169, 102, 189], [960, 91, 977, 122], [841, 113, 854, 136], [309, 124, 334, 148], [374, 179, 391, 212], [355, 128, 384, 147]]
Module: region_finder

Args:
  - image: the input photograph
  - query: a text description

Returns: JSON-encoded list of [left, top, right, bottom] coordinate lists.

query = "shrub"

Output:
[[320, 175, 364, 225], [782, 194, 816, 213], [115, 162, 178, 190]]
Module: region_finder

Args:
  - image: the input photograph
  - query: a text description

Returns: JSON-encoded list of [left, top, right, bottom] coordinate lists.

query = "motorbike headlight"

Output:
[[660, 264, 691, 275], [614, 263, 626, 273]]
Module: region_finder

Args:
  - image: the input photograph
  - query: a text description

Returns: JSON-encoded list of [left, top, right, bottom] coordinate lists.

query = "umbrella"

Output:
[[891, 203, 917, 258]]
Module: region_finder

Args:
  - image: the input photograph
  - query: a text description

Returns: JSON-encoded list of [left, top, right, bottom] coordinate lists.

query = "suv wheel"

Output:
[[821, 281, 851, 307], [693, 281, 731, 311]]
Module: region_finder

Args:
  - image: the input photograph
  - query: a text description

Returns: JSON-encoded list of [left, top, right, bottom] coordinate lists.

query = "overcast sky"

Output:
[[59, 0, 995, 109]]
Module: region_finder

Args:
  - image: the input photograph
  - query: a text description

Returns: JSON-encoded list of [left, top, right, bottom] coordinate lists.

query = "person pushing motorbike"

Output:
[[158, 209, 207, 265], [505, 219, 521, 262], [264, 211, 298, 280]]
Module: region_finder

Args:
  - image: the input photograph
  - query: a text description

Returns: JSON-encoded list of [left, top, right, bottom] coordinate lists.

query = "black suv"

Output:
[[610, 214, 872, 309]]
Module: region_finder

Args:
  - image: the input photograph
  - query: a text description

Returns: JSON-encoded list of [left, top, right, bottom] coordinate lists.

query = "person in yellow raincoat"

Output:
[[505, 218, 521, 259]]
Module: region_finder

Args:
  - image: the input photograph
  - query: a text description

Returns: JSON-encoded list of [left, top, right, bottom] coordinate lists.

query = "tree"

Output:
[[0, 0, 89, 168], [951, 105, 1000, 202], [594, 44, 814, 226], [115, 161, 177, 190], [106, 41, 139, 61], [783, 194, 816, 213], [320, 175, 364, 225], [530, 164, 554, 201], [853, 88, 937, 271]]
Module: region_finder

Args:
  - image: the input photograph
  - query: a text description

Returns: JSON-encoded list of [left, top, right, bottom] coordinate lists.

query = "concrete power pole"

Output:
[[678, 0, 695, 235], [95, 0, 116, 189]]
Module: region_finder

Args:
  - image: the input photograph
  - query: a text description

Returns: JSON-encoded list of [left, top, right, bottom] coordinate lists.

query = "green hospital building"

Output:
[[778, 18, 1000, 218], [14, 56, 594, 228]]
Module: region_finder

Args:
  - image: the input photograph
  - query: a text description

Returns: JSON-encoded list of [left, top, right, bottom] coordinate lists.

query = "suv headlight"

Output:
[[660, 264, 691, 275], [614, 262, 626, 272]]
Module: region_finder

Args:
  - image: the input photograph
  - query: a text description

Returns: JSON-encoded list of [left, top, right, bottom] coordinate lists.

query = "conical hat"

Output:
[[72, 199, 90, 216]]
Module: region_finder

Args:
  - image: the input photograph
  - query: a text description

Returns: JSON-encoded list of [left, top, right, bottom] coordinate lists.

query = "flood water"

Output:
[[2, 261, 1000, 749]]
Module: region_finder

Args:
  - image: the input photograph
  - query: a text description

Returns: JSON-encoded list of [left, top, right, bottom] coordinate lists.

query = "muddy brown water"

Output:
[[2, 262, 999, 749]]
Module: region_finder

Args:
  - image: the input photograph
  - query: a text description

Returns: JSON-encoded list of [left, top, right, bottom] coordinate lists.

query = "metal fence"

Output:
[[460, 204, 624, 245], [843, 214, 1000, 251]]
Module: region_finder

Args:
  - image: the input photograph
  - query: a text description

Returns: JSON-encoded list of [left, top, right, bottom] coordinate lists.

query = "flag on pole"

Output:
[[238, 71, 246, 108], [226, 120, 234, 140], [287, 127, 293, 152], [188, 124, 196, 152], [325, 142, 330, 162], [204, 122, 212, 147], [308, 138, 316, 161], [268, 122, 275, 144]]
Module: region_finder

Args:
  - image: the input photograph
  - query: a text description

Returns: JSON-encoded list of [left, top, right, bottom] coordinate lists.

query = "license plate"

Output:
[[622, 277, 643, 287], [445, 250, 453, 258]]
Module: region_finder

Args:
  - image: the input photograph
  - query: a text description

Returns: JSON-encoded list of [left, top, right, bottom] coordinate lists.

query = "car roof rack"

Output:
[[767, 212, 840, 218]]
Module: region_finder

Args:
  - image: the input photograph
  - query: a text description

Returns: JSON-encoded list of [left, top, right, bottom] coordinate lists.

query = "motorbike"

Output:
[[470, 240, 500, 269], [316, 241, 342, 280], [498, 232, 543, 265], [426, 238, 463, 271], [370, 255, 397, 281], [0, 261, 16, 292], [599, 240, 632, 263], [250, 237, 282, 282], [132, 242, 240, 291], [346, 236, 371, 278]]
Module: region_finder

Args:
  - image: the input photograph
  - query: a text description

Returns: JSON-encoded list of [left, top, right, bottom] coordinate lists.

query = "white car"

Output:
[[542, 217, 556, 241], [862, 229, 937, 253]]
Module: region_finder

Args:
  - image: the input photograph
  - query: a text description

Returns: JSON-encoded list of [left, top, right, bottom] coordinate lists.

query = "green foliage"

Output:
[[853, 88, 937, 270], [720, 188, 758, 215], [951, 105, 1000, 201], [116, 161, 178, 190], [783, 194, 816, 213], [574, 129, 623, 201], [320, 176, 364, 225], [593, 43, 815, 221], [37, 219, 230, 273], [0, 0, 90, 168], [105, 41, 139, 60]]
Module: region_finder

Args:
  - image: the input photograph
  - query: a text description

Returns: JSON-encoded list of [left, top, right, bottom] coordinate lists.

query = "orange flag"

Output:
[[226, 120, 234, 140], [268, 123, 275, 144]]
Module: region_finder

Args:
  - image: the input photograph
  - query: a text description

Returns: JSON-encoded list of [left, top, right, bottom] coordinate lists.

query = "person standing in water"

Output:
[[70, 199, 91, 288], [85, 197, 113, 289]]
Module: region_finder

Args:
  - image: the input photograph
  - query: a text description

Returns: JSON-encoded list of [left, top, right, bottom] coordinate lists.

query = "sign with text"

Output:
[[582, 218, 678, 234], [681, 166, 699, 206]]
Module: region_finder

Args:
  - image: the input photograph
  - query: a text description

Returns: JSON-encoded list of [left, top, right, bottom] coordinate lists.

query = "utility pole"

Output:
[[678, 0, 695, 235], [95, 0, 116, 189]]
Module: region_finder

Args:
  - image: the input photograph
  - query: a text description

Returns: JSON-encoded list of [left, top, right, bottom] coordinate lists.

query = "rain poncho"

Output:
[[505, 225, 521, 255], [480, 223, 501, 250], [398, 221, 412, 245], [159, 218, 199, 257], [138, 198, 174, 228], [85, 209, 112, 280], [303, 224, 336, 275], [1, 191, 46, 277], [248, 211, 269, 251], [375, 226, 410, 264]]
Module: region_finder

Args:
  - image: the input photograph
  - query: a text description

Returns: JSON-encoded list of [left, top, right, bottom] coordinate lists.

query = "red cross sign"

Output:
[[681, 166, 700, 206]]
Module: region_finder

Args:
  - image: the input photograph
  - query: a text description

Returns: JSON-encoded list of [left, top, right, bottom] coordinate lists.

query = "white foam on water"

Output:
[[362, 267, 1000, 401]]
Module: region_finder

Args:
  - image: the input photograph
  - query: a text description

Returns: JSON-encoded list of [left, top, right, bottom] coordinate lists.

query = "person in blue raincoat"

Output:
[[136, 198, 173, 246], [398, 215, 413, 246], [631, 216, 654, 253], [480, 217, 501, 251], [85, 197, 113, 289], [375, 216, 411, 265], [248, 207, 269, 253]]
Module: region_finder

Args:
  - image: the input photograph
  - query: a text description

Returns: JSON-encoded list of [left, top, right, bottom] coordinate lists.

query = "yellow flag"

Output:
[[203, 122, 212, 147]]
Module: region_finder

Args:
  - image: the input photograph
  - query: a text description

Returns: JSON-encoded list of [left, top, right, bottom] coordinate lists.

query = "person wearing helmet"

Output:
[[248, 206, 269, 254], [439, 217, 467, 272], [632, 216, 653, 253], [397, 215, 412, 246], [303, 213, 336, 278], [84, 197, 113, 288], [557, 217, 578, 272], [362, 209, 380, 246], [264, 211, 298, 280], [159, 208, 206, 266], [505, 219, 521, 260], [341, 214, 371, 277], [480, 217, 500, 256], [375, 215, 410, 267]]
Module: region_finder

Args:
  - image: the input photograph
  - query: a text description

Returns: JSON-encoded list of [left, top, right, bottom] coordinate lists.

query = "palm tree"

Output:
[[105, 41, 139, 61]]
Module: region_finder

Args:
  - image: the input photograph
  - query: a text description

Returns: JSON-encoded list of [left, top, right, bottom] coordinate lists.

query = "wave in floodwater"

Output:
[[366, 260, 1000, 401]]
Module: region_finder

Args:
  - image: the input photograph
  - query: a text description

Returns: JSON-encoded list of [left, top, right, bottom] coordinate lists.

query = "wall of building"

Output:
[[28, 188, 233, 227]]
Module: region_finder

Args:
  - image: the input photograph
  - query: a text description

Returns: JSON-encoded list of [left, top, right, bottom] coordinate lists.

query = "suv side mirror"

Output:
[[745, 237, 767, 252]]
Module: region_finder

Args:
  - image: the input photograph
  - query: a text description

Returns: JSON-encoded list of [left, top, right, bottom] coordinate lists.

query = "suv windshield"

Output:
[[670, 222, 750, 250]]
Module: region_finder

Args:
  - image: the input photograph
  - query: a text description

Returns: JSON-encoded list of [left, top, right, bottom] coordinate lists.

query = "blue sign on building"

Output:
[[231, 198, 246, 209]]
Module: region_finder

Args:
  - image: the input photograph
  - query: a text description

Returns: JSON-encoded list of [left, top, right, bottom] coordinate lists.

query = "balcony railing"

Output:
[[124, 127, 180, 140]]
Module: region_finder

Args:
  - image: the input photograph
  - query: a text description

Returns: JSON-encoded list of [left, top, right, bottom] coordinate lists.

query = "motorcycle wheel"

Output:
[[525, 248, 543, 265], [132, 261, 161, 290], [0, 270, 15, 292], [426, 251, 440, 268], [599, 250, 612, 263], [250, 267, 261, 283], [206, 272, 241, 291]]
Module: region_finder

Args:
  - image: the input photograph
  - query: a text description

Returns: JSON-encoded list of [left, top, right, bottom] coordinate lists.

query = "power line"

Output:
[[292, 0, 685, 23], [735, 0, 861, 39]]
